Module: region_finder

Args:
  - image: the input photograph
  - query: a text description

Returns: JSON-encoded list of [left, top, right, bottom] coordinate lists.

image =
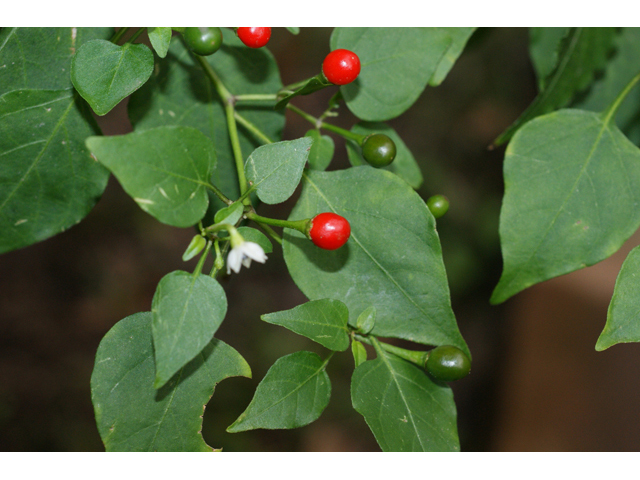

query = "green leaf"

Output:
[[236, 226, 273, 254], [151, 270, 227, 388], [573, 28, 640, 131], [283, 167, 469, 356], [529, 27, 570, 90], [91, 312, 251, 452], [245, 137, 312, 204], [0, 89, 108, 254], [0, 27, 113, 94], [345, 121, 423, 189], [128, 28, 284, 210], [227, 351, 331, 432], [495, 27, 617, 145], [275, 75, 331, 110], [305, 130, 334, 171], [71, 39, 154, 116], [491, 109, 640, 304], [351, 349, 459, 452], [213, 201, 244, 226], [330, 27, 451, 121], [261, 299, 350, 351], [147, 27, 172, 58], [86, 126, 216, 228], [429, 27, 476, 86], [182, 234, 207, 261], [356, 306, 376, 335], [286, 27, 300, 35], [351, 340, 367, 367], [596, 246, 640, 351]]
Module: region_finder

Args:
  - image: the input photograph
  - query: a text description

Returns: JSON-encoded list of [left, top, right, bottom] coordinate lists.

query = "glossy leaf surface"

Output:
[[0, 27, 113, 94], [283, 167, 468, 356], [148, 27, 172, 58], [346, 121, 423, 189], [275, 75, 331, 110], [151, 271, 227, 388], [0, 89, 108, 253], [227, 351, 331, 432], [86, 126, 216, 227], [330, 28, 451, 121], [492, 109, 640, 304], [261, 299, 350, 351], [91, 312, 250, 451], [236, 226, 273, 254], [213, 202, 244, 226], [128, 29, 284, 209], [529, 27, 570, 90], [496, 27, 616, 145], [597, 246, 640, 351], [245, 137, 312, 204], [71, 39, 154, 115], [351, 350, 459, 452]]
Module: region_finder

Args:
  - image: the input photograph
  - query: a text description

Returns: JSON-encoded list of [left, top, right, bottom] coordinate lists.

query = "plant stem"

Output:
[[256, 223, 283, 245], [286, 104, 366, 144], [234, 94, 278, 102], [192, 240, 212, 277], [110, 27, 129, 45], [603, 70, 640, 125], [206, 183, 233, 205], [245, 212, 310, 235], [194, 54, 249, 198], [355, 334, 429, 367], [234, 112, 274, 144]]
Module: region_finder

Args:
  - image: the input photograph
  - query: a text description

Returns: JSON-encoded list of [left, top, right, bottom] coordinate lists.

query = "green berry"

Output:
[[425, 345, 471, 382], [427, 195, 450, 219], [361, 134, 396, 168], [182, 27, 223, 56]]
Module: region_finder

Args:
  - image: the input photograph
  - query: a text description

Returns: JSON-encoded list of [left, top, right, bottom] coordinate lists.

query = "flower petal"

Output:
[[241, 242, 267, 263]]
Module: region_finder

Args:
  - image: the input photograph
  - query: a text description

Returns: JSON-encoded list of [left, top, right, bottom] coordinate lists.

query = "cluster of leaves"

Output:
[[5, 26, 640, 453]]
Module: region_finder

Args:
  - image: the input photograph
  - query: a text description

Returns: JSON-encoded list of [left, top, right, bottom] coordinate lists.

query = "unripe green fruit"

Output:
[[361, 134, 396, 168], [427, 194, 450, 219], [182, 27, 223, 56], [425, 345, 471, 382]]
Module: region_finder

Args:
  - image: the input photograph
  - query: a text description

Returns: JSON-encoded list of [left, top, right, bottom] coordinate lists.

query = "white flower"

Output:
[[226, 240, 267, 274]]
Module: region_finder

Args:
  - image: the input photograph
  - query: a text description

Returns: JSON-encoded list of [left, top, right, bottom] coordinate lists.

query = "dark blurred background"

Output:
[[2, 27, 640, 452]]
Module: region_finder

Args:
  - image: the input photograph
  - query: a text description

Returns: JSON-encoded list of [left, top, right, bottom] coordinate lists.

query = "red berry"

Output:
[[322, 49, 361, 85], [237, 27, 271, 48], [309, 213, 351, 250]]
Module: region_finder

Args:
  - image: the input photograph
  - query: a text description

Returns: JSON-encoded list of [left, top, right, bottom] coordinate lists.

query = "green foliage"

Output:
[[236, 226, 273, 253], [227, 351, 331, 432], [496, 27, 617, 145], [71, 39, 154, 116], [330, 28, 453, 121], [491, 109, 640, 304], [151, 271, 228, 388], [351, 346, 459, 452], [91, 312, 251, 451], [147, 27, 173, 58], [283, 167, 469, 356], [86, 126, 216, 228], [244, 137, 312, 204], [597, 245, 640, 351], [0, 89, 108, 253], [261, 299, 350, 351], [305, 129, 334, 171]]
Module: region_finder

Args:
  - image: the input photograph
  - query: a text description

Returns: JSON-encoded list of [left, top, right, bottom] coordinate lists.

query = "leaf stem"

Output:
[[192, 240, 212, 277], [234, 111, 274, 144], [286, 104, 366, 144], [255, 222, 283, 245], [234, 94, 278, 102], [206, 183, 233, 205], [603, 70, 640, 125], [245, 212, 310, 235], [125, 27, 146, 44], [356, 334, 429, 368]]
